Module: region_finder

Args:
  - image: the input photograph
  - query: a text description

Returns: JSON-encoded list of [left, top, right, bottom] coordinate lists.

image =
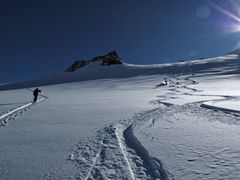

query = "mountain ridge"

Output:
[[0, 49, 240, 91], [65, 51, 123, 72]]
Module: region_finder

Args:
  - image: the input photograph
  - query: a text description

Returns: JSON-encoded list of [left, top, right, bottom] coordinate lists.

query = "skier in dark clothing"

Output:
[[33, 88, 41, 103]]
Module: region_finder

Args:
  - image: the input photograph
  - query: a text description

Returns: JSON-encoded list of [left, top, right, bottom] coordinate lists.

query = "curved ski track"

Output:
[[47, 73, 240, 179], [65, 111, 174, 180]]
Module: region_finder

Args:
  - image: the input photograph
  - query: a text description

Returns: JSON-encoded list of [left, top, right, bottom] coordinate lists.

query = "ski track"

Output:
[[137, 103, 240, 179], [84, 140, 103, 180], [0, 97, 46, 127], [47, 73, 240, 179], [154, 74, 240, 108], [115, 126, 136, 180], [64, 111, 174, 180]]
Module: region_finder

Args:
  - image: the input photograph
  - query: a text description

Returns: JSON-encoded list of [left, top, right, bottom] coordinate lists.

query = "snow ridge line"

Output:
[[123, 125, 172, 180], [115, 126, 136, 180], [0, 97, 46, 126], [85, 140, 103, 180], [201, 103, 240, 113]]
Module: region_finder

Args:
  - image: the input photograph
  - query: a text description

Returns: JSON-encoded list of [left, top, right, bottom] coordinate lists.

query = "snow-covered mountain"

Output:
[[1, 50, 240, 179], [0, 50, 240, 90]]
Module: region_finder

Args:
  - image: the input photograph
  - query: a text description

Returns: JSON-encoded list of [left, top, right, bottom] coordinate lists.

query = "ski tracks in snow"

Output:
[[65, 111, 174, 180], [49, 73, 240, 179], [59, 74, 222, 180], [0, 97, 46, 127], [70, 102, 240, 180]]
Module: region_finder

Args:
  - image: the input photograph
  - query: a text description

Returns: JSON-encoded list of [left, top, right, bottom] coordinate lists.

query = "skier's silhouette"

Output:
[[33, 88, 41, 103]]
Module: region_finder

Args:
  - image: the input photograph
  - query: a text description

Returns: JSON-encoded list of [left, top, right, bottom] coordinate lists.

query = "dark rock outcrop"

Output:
[[65, 51, 123, 72], [91, 51, 123, 65], [65, 60, 89, 72]]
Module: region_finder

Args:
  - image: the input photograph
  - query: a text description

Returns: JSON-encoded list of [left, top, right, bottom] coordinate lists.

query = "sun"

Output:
[[208, 1, 240, 34]]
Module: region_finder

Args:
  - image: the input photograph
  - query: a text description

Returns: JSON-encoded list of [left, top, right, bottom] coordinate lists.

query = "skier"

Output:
[[155, 80, 168, 88], [33, 88, 41, 103], [159, 80, 168, 86]]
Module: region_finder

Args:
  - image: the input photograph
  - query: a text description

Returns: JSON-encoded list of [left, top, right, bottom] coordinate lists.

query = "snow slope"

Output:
[[1, 53, 240, 179]]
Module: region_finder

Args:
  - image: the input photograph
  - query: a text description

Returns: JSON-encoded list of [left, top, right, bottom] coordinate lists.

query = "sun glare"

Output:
[[208, 1, 240, 33]]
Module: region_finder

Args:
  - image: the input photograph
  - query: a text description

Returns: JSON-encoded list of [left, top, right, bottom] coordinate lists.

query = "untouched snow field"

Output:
[[1, 53, 240, 179]]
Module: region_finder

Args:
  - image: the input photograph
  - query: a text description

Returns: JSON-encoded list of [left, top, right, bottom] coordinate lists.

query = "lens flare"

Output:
[[197, 5, 211, 20], [208, 0, 240, 33]]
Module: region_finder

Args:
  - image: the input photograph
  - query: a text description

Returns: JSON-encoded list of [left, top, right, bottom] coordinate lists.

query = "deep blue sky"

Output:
[[1, 0, 240, 83]]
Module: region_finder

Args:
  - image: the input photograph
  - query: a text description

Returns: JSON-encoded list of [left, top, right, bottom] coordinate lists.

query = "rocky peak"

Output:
[[91, 51, 122, 64], [65, 51, 123, 72], [65, 60, 89, 72]]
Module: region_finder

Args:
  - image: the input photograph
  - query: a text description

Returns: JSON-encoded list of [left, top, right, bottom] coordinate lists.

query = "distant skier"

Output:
[[33, 88, 41, 103], [155, 80, 168, 89]]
